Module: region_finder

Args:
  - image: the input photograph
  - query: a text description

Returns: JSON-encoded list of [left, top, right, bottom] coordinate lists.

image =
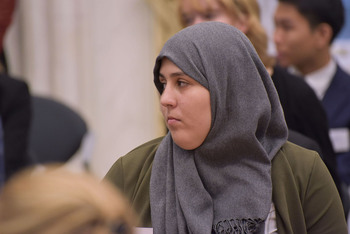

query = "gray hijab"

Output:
[[150, 22, 288, 234]]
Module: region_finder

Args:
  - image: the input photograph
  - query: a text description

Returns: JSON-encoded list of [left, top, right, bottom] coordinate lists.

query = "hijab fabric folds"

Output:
[[150, 22, 288, 234]]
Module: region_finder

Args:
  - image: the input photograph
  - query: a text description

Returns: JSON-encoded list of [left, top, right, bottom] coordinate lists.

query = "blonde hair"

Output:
[[0, 165, 136, 234], [178, 0, 275, 68]]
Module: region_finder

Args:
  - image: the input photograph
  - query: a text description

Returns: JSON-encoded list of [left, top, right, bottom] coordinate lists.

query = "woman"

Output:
[[105, 22, 347, 233], [177, 0, 342, 202], [0, 165, 136, 234]]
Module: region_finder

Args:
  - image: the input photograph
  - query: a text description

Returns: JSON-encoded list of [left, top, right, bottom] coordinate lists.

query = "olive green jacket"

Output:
[[105, 137, 347, 234]]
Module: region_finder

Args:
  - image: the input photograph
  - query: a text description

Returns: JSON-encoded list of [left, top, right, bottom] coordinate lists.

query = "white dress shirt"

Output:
[[288, 59, 336, 100], [288, 59, 349, 153], [265, 203, 278, 234]]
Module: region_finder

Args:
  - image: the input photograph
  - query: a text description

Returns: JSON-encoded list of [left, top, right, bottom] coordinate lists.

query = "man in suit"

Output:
[[0, 0, 32, 181], [274, 0, 350, 185], [0, 73, 32, 180]]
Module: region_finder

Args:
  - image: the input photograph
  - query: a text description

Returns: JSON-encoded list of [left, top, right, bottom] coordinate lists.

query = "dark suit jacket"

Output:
[[272, 65, 339, 191], [0, 73, 32, 180], [322, 65, 350, 185], [288, 129, 322, 155]]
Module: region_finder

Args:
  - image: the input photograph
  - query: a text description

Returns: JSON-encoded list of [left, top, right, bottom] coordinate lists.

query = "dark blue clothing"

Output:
[[0, 117, 4, 187], [272, 65, 339, 191], [322, 65, 350, 185], [0, 73, 32, 181]]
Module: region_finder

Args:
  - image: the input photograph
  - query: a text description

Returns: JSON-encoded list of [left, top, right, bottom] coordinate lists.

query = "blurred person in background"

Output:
[[274, 0, 350, 188], [0, 0, 32, 184], [0, 165, 136, 234]]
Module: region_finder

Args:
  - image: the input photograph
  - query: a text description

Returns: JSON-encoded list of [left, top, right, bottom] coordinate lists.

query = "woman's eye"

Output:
[[159, 78, 167, 91], [178, 80, 188, 87], [182, 15, 194, 26], [204, 11, 217, 20]]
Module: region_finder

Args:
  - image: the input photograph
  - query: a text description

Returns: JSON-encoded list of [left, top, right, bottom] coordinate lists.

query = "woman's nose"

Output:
[[160, 85, 176, 107]]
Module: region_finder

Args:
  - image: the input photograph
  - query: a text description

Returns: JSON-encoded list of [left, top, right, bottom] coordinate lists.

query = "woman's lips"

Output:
[[167, 117, 180, 126]]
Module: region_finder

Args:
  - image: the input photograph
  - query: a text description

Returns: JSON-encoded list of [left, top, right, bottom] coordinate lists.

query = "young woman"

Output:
[[105, 22, 347, 234]]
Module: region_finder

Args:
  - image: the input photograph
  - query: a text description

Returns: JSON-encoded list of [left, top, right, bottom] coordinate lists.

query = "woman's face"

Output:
[[179, 0, 247, 33], [180, 0, 234, 26], [159, 58, 211, 150]]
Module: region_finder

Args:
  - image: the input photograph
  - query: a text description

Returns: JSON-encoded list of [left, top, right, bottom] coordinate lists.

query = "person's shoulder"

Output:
[[273, 141, 321, 172], [271, 141, 328, 197], [109, 136, 164, 173], [272, 65, 317, 98], [129, 136, 164, 152], [104, 136, 164, 193], [0, 73, 30, 101], [0, 73, 31, 113], [287, 130, 323, 156], [272, 65, 306, 86], [0, 73, 28, 88], [122, 136, 163, 162], [335, 65, 350, 84], [328, 65, 350, 100]]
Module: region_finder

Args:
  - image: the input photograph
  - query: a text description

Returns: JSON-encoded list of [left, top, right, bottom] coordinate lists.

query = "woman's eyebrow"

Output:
[[159, 71, 188, 79]]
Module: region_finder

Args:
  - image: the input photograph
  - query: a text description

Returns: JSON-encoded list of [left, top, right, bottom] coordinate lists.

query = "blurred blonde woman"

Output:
[[178, 0, 274, 68], [177, 0, 342, 197], [0, 165, 136, 234]]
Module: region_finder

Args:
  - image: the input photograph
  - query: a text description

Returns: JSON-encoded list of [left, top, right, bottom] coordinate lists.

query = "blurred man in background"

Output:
[[274, 0, 350, 187], [0, 0, 32, 183]]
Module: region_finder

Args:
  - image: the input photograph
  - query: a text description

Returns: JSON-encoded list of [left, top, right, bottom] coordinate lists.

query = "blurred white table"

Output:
[[134, 227, 153, 234]]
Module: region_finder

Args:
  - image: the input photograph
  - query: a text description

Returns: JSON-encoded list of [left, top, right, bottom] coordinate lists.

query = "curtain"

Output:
[[146, 0, 182, 54], [5, 0, 163, 178]]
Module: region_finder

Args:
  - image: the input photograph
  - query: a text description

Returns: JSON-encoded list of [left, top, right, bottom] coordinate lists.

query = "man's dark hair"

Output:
[[278, 0, 345, 42]]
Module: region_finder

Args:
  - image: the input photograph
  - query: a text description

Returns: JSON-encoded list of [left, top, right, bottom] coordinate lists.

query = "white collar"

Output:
[[288, 59, 337, 100]]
